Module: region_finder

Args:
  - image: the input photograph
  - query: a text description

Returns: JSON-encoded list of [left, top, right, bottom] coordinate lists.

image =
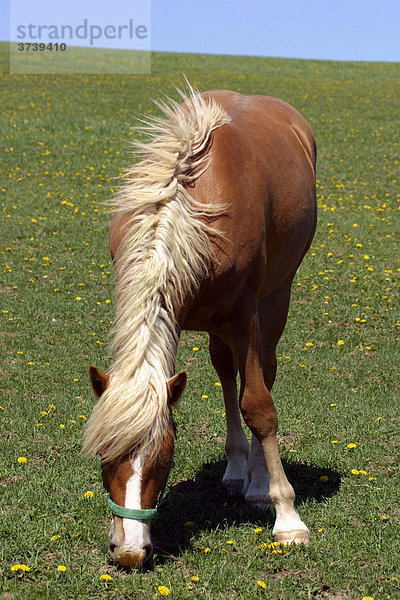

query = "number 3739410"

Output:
[[17, 43, 67, 51]]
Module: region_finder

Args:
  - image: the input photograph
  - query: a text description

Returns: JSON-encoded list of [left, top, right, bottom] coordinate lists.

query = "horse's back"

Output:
[[186, 90, 317, 325]]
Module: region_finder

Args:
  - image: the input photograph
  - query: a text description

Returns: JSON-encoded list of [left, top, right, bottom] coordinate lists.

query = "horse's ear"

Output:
[[89, 365, 110, 397], [167, 370, 187, 406]]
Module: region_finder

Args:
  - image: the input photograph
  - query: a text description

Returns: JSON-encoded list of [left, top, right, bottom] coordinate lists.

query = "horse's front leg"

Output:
[[231, 292, 309, 545]]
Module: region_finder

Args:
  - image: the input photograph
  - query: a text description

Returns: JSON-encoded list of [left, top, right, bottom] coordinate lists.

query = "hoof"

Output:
[[223, 479, 245, 495], [273, 528, 310, 545], [245, 495, 272, 510]]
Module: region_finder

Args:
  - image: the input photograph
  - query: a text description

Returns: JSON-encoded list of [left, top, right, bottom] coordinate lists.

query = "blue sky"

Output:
[[3, 0, 400, 62]]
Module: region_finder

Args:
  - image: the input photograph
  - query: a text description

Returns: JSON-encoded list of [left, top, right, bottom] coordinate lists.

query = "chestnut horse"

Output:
[[82, 86, 317, 568]]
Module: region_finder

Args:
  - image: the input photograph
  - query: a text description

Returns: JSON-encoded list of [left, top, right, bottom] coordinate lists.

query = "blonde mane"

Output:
[[82, 85, 230, 463]]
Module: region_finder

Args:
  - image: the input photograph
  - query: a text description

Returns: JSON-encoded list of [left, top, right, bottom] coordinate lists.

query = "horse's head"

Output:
[[88, 365, 186, 568]]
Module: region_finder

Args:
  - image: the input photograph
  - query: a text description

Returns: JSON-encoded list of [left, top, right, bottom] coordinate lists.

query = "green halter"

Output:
[[105, 457, 174, 521]]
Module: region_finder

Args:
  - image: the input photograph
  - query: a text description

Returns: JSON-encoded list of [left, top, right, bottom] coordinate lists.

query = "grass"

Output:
[[0, 42, 399, 599]]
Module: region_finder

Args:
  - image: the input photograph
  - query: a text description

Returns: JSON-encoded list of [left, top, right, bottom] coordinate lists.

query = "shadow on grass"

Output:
[[150, 458, 341, 566]]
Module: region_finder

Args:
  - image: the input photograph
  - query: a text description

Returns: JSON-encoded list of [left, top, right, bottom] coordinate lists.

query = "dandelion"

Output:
[[331, 440, 338, 444], [11, 564, 30, 572], [351, 469, 360, 475], [347, 443, 357, 449], [257, 580, 267, 589], [361, 597, 374, 600], [51, 534, 61, 541], [337, 339, 345, 346], [84, 490, 94, 498], [17, 456, 27, 463], [191, 576, 199, 582], [192, 346, 199, 351], [75, 296, 82, 301], [214, 381, 221, 386], [57, 565, 67, 572], [99, 574, 112, 581], [226, 540, 234, 545], [203, 547, 211, 553], [202, 394, 208, 399], [254, 527, 263, 533], [157, 585, 170, 596]]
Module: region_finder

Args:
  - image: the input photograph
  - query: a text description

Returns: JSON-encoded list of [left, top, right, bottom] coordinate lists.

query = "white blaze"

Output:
[[122, 455, 151, 551]]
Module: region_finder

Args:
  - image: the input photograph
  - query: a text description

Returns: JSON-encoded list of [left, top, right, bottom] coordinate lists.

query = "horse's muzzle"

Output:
[[111, 544, 152, 568]]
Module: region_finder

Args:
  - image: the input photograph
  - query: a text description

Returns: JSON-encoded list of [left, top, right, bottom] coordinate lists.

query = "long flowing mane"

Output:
[[82, 86, 231, 462]]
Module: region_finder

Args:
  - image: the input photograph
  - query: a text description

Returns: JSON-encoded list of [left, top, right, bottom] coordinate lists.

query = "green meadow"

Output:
[[0, 43, 399, 599]]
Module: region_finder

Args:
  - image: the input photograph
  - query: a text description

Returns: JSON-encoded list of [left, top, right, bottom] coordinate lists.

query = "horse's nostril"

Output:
[[143, 544, 153, 561], [109, 542, 117, 554]]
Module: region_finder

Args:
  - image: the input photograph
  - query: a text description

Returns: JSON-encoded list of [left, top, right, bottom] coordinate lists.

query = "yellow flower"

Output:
[[57, 565, 67, 572], [257, 580, 267, 589], [226, 540, 234, 545], [191, 576, 199, 582], [99, 574, 112, 581], [84, 491, 94, 498], [157, 585, 170, 596], [337, 339, 345, 346], [351, 469, 359, 475], [75, 296, 82, 301], [192, 346, 199, 351], [361, 597, 374, 600], [347, 443, 357, 449], [202, 394, 208, 399], [51, 534, 61, 541], [254, 527, 263, 533], [17, 456, 27, 463], [11, 564, 30, 572], [203, 547, 211, 553]]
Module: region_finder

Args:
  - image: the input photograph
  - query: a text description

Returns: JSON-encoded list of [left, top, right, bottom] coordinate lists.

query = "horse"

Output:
[[82, 85, 317, 568]]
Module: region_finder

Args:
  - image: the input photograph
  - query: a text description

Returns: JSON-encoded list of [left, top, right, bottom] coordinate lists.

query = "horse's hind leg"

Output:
[[232, 289, 309, 545], [209, 334, 250, 494]]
